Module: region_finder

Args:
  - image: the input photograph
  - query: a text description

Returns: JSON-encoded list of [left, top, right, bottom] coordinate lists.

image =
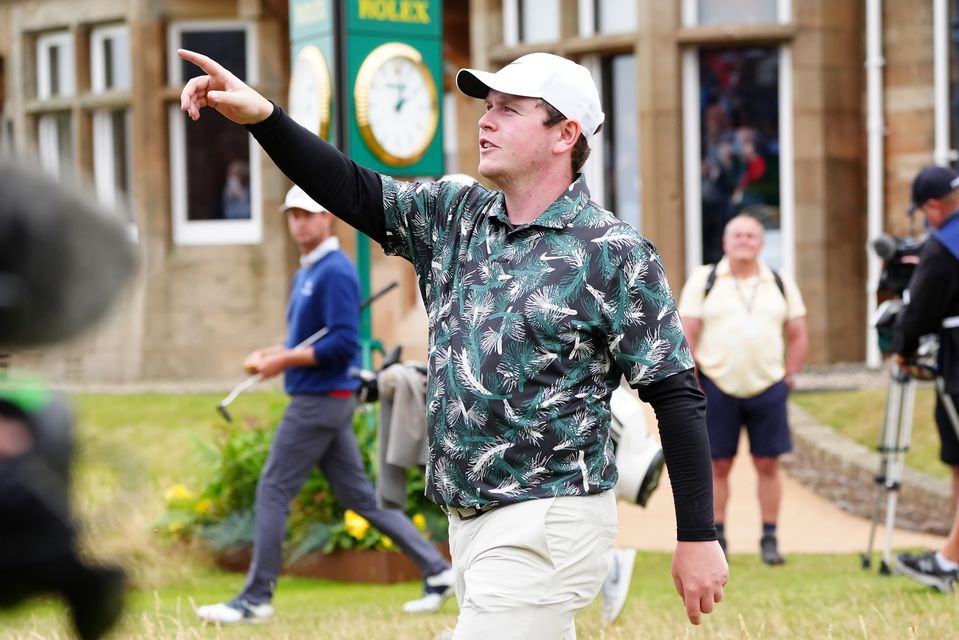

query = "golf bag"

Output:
[[609, 387, 666, 507]]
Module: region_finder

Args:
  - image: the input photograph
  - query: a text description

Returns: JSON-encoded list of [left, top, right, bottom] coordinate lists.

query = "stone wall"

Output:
[[784, 403, 952, 535]]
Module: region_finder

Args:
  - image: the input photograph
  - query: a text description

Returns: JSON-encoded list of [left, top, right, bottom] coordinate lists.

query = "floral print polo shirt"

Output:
[[381, 174, 693, 509]]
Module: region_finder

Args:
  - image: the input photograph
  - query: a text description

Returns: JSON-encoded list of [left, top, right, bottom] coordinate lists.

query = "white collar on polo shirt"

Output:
[[300, 236, 340, 268]]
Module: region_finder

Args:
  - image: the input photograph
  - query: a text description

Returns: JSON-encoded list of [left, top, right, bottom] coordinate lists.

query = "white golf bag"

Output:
[[609, 387, 665, 507]]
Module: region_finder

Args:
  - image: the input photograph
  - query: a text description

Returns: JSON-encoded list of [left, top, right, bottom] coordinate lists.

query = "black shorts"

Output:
[[701, 375, 793, 459], [936, 392, 959, 466]]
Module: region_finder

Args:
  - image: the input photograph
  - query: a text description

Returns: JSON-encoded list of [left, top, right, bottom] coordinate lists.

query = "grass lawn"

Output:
[[3, 390, 959, 638], [793, 385, 947, 481]]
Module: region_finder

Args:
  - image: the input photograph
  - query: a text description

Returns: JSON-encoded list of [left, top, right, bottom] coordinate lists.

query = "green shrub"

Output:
[[157, 403, 447, 557]]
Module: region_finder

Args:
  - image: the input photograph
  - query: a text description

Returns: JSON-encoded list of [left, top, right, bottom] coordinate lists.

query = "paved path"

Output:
[[615, 404, 946, 555]]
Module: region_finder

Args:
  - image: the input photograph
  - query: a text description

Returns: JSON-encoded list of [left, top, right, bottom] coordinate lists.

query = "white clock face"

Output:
[[355, 43, 438, 166], [288, 45, 331, 138]]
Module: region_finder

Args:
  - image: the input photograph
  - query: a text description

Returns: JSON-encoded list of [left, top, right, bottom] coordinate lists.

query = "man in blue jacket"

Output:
[[197, 186, 453, 624]]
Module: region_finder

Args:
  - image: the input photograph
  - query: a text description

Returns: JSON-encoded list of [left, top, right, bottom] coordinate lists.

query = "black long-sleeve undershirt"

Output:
[[247, 106, 716, 541], [637, 368, 715, 540]]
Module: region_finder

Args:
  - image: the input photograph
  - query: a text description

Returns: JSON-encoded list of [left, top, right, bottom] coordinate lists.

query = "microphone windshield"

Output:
[[871, 233, 898, 260], [0, 159, 137, 346]]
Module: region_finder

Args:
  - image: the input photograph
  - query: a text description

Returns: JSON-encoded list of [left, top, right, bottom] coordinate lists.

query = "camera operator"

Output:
[[890, 165, 959, 592]]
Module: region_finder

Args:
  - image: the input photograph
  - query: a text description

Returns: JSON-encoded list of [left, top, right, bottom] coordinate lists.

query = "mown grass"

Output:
[[3, 390, 959, 638], [793, 385, 945, 480]]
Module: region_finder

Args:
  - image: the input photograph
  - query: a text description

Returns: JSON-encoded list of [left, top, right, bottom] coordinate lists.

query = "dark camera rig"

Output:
[[871, 232, 925, 355], [872, 232, 923, 299]]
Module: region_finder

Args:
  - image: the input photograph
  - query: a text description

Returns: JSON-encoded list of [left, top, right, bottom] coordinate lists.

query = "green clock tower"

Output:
[[288, 0, 444, 363]]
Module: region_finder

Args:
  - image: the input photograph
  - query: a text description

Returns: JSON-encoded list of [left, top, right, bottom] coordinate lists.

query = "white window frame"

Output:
[[681, 0, 795, 277], [578, 0, 638, 37], [91, 24, 131, 94], [502, 0, 561, 45], [93, 109, 137, 239], [36, 31, 75, 99], [37, 112, 72, 178], [167, 20, 261, 246], [685, 0, 790, 27], [580, 57, 606, 207]]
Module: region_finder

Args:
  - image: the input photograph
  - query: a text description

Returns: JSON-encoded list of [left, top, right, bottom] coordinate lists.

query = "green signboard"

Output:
[[344, 1, 443, 176], [289, 0, 337, 144], [289, 0, 444, 362]]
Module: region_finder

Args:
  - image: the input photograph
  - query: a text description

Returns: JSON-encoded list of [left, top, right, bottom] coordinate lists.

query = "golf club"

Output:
[[216, 280, 398, 421]]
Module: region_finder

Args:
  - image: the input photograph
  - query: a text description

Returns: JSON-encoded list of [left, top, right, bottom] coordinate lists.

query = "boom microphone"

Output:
[[0, 159, 137, 346], [871, 233, 898, 260]]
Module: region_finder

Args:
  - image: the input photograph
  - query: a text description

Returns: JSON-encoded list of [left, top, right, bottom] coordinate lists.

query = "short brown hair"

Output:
[[540, 100, 591, 175]]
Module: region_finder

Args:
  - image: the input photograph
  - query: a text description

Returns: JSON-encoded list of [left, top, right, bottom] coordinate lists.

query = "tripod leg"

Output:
[[864, 373, 905, 569], [881, 376, 916, 574]]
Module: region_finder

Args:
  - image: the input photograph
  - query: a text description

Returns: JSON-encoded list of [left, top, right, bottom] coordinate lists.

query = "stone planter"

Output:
[[214, 543, 451, 584]]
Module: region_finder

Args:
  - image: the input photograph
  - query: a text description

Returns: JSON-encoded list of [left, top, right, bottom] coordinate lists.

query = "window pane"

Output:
[[602, 54, 640, 231], [180, 30, 247, 82], [93, 108, 133, 226], [104, 38, 114, 89], [49, 45, 60, 96], [698, 0, 777, 25], [520, 0, 560, 43], [597, 0, 637, 34], [111, 110, 128, 193], [184, 109, 251, 221], [38, 112, 72, 178], [91, 26, 131, 93], [699, 47, 781, 267], [37, 32, 74, 99]]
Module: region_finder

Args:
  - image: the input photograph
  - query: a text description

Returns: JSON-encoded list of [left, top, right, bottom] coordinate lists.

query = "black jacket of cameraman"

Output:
[[891, 214, 959, 393]]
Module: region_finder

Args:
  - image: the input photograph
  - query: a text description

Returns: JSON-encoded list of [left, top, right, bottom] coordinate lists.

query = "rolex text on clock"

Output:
[[354, 42, 439, 167]]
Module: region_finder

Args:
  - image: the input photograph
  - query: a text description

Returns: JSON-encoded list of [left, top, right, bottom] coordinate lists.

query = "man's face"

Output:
[[917, 197, 950, 230], [722, 217, 764, 262], [477, 90, 558, 184], [286, 207, 331, 253]]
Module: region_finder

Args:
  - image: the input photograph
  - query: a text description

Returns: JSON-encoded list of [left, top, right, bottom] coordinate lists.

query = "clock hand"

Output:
[[395, 84, 421, 112], [394, 85, 407, 112]]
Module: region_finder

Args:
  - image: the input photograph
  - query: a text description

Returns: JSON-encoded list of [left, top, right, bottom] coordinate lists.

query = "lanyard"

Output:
[[732, 273, 761, 314]]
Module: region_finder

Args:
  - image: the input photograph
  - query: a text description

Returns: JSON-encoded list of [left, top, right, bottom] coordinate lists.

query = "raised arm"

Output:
[[177, 49, 387, 244]]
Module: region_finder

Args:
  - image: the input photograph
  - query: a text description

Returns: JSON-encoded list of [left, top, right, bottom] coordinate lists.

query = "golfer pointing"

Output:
[[180, 48, 727, 637]]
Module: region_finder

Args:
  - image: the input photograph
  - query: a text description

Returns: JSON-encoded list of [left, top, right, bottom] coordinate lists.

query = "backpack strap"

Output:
[[771, 269, 785, 297], [703, 263, 785, 299], [703, 264, 718, 299]]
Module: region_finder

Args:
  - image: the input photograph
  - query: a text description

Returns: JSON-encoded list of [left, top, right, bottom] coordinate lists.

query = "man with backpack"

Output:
[[678, 214, 808, 565]]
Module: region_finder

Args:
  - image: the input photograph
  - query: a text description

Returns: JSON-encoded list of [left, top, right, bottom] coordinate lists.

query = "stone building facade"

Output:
[[0, 0, 952, 383]]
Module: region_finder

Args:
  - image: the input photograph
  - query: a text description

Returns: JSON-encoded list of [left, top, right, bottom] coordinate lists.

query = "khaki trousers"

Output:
[[449, 491, 617, 640]]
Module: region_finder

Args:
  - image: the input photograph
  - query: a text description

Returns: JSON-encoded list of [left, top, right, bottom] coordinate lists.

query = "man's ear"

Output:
[[553, 119, 582, 155]]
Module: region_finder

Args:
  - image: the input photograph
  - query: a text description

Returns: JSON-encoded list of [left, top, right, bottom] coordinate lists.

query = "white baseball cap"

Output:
[[456, 53, 605, 140], [281, 185, 326, 214]]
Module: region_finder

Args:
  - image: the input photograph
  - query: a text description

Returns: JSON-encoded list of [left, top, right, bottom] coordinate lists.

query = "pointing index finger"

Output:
[[177, 48, 228, 78]]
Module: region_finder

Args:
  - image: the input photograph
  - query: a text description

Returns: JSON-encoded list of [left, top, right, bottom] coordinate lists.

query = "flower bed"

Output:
[[155, 404, 448, 571]]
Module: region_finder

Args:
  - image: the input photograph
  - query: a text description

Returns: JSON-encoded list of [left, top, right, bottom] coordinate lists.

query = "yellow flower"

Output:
[[344, 509, 370, 540], [412, 513, 427, 531], [164, 484, 193, 506], [194, 499, 213, 515], [381, 536, 394, 550]]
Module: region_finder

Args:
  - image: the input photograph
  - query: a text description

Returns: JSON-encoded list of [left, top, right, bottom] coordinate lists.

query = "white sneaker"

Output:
[[600, 549, 636, 625], [196, 598, 274, 624], [403, 567, 455, 614]]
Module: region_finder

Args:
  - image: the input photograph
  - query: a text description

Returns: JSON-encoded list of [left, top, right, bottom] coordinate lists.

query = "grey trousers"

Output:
[[241, 394, 449, 604]]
